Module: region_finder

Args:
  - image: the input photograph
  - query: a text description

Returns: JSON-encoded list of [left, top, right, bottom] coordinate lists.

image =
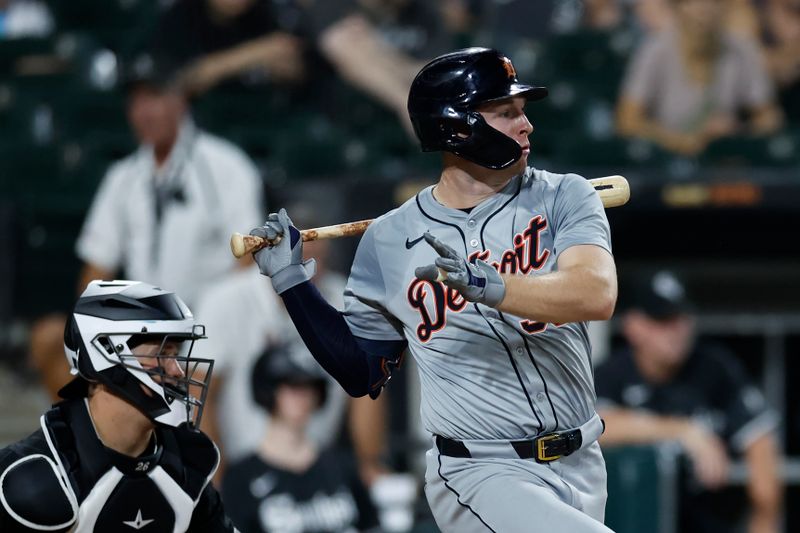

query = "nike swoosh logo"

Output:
[[405, 235, 425, 249]]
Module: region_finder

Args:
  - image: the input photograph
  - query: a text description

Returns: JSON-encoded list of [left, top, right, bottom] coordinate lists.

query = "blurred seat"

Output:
[[0, 37, 55, 79], [0, 83, 40, 145], [701, 131, 800, 168], [192, 88, 301, 137], [52, 88, 131, 142], [0, 142, 88, 317], [553, 134, 670, 169], [273, 115, 352, 178], [604, 444, 681, 533], [537, 31, 632, 103], [44, 0, 158, 55], [12, 200, 86, 317]]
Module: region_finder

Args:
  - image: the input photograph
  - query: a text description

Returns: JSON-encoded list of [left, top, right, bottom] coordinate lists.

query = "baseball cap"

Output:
[[622, 270, 693, 319], [119, 51, 182, 92]]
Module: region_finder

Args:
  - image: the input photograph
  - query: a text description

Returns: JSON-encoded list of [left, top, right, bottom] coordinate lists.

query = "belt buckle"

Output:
[[535, 433, 562, 463]]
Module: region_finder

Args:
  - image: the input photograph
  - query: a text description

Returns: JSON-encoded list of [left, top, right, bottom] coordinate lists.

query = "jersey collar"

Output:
[[417, 168, 529, 223]]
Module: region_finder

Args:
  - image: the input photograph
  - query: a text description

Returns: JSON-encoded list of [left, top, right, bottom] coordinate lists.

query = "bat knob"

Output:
[[230, 233, 246, 258]]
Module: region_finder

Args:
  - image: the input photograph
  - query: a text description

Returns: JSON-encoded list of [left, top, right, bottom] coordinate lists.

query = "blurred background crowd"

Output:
[[1, 0, 799, 531]]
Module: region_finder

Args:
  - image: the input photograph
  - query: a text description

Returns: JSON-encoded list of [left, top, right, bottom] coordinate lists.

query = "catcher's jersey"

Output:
[[344, 168, 612, 440]]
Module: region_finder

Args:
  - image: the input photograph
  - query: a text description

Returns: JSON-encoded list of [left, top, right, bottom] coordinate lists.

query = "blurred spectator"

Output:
[[26, 51, 263, 400], [583, 0, 626, 30], [727, 0, 761, 41], [438, 0, 483, 45], [304, 0, 453, 133], [761, 0, 800, 123], [632, 0, 674, 33], [154, 0, 306, 96], [196, 202, 389, 486], [75, 51, 263, 305], [0, 0, 53, 39], [628, 0, 759, 36], [616, 0, 783, 157], [596, 270, 783, 533], [221, 344, 380, 533]]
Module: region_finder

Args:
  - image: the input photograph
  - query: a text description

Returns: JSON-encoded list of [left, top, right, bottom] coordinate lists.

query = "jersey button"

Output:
[[469, 238, 479, 248], [515, 347, 523, 355], [467, 219, 477, 228], [536, 392, 546, 401]]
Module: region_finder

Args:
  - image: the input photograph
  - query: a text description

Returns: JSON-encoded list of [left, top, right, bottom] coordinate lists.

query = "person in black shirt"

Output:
[[595, 270, 783, 533], [0, 280, 238, 532], [155, 0, 306, 95], [222, 344, 378, 533]]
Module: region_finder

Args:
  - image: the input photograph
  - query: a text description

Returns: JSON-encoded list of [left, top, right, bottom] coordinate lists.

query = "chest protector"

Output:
[[1, 399, 219, 532]]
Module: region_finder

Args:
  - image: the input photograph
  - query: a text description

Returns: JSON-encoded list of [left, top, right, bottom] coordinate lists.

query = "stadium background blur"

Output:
[[1, 0, 799, 531]]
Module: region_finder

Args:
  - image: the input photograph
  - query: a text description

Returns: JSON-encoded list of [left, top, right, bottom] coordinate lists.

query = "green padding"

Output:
[[603, 445, 668, 533]]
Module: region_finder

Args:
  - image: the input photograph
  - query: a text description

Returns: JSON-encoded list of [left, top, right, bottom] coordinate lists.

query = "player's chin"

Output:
[[513, 152, 529, 173]]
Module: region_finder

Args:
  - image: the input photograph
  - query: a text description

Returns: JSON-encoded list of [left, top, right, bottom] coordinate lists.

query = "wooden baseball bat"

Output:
[[230, 175, 629, 258]]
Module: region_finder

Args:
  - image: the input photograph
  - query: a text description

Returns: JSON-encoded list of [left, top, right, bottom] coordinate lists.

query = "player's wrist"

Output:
[[271, 259, 316, 294], [476, 260, 505, 307]]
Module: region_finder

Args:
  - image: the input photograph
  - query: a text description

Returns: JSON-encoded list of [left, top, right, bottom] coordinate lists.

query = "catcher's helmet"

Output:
[[407, 47, 548, 170], [60, 280, 214, 429], [251, 344, 328, 413]]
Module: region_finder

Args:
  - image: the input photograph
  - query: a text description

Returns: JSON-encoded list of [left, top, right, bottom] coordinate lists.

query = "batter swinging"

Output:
[[249, 47, 618, 532]]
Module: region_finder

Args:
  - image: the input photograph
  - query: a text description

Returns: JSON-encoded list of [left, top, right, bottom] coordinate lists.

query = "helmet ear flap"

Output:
[[438, 111, 473, 147], [446, 111, 523, 169]]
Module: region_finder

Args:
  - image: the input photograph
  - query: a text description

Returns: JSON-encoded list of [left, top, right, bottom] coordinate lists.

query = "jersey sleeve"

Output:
[[75, 164, 127, 271], [551, 174, 612, 258], [710, 348, 779, 453], [343, 223, 405, 341]]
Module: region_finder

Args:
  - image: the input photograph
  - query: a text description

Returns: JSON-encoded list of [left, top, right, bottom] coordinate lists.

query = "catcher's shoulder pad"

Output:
[[0, 453, 77, 530]]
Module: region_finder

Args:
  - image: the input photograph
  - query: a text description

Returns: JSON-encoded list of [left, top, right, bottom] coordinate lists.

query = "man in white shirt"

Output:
[[76, 52, 264, 306], [28, 51, 264, 403]]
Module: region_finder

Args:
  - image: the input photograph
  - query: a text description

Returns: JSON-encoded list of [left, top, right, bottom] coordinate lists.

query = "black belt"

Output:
[[436, 428, 584, 464]]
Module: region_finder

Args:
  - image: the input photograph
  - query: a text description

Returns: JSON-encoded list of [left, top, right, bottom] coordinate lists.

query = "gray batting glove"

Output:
[[414, 232, 506, 307], [250, 208, 316, 294]]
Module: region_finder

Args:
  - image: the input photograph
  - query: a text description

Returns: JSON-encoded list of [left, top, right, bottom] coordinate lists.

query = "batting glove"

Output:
[[414, 232, 506, 307], [250, 208, 316, 294]]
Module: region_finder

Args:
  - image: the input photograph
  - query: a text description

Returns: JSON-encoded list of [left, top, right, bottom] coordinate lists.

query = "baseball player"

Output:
[[249, 47, 617, 532], [0, 280, 238, 532]]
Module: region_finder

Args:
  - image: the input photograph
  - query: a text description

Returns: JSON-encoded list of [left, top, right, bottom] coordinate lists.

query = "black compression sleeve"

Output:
[[280, 281, 406, 398]]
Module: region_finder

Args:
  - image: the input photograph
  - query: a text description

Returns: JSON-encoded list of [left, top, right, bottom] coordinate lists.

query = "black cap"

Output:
[[622, 270, 693, 319], [120, 51, 182, 92]]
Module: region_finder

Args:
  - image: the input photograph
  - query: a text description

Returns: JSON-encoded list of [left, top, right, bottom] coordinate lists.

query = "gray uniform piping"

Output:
[[476, 178, 559, 431], [436, 453, 497, 532], [414, 192, 545, 430]]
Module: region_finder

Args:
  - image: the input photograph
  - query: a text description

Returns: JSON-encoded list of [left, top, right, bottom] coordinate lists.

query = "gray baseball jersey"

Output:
[[344, 168, 612, 440]]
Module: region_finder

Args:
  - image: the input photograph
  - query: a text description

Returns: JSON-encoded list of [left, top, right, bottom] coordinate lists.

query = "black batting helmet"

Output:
[[407, 47, 548, 170], [251, 344, 328, 413]]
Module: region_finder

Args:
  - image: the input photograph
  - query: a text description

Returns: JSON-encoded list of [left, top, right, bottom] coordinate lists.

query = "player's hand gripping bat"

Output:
[[230, 175, 630, 258]]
